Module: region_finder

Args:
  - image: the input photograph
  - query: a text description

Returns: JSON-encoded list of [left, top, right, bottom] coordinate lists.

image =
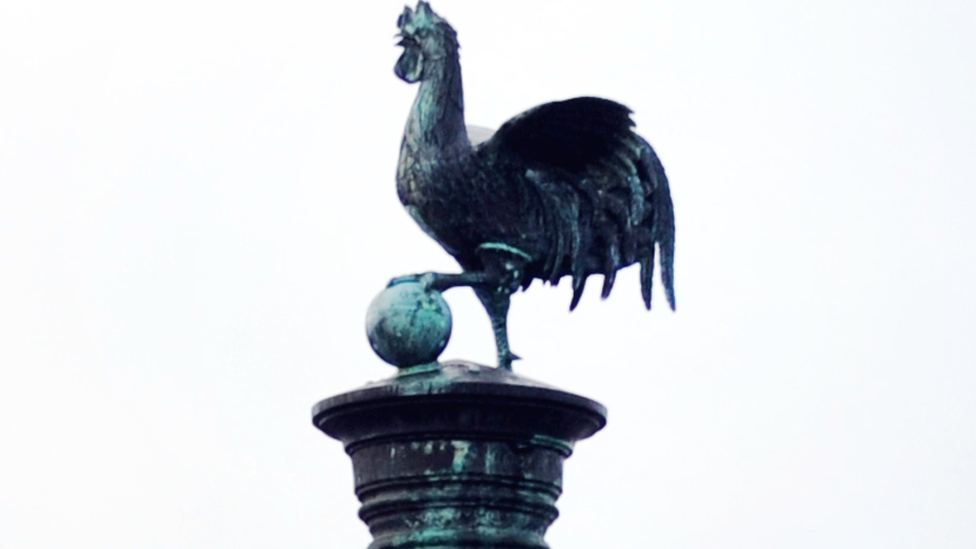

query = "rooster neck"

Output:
[[401, 52, 470, 165], [397, 51, 471, 208]]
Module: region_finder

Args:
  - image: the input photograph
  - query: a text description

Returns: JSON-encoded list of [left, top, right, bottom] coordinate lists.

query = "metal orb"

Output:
[[366, 280, 452, 368]]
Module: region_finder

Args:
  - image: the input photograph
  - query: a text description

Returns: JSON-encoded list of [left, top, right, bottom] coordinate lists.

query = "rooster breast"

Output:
[[397, 144, 549, 272]]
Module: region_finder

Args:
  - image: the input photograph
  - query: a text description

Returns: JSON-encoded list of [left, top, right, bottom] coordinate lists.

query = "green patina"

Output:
[[449, 440, 470, 472]]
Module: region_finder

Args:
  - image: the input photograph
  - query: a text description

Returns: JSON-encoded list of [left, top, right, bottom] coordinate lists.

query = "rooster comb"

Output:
[[398, 2, 454, 40]]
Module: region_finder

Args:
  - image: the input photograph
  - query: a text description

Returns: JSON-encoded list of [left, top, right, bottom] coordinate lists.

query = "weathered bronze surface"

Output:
[[314, 361, 606, 549], [392, 2, 676, 370]]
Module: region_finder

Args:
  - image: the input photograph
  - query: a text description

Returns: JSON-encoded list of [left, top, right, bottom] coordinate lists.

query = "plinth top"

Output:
[[313, 361, 607, 450], [314, 360, 606, 419]]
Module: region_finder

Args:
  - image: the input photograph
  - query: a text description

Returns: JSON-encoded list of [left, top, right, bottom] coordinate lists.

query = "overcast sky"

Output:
[[1, 1, 974, 548]]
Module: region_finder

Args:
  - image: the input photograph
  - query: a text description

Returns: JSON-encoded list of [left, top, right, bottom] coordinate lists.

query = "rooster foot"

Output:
[[388, 272, 437, 291]]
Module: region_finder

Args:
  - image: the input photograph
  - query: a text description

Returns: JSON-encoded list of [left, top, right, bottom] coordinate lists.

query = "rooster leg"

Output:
[[472, 243, 530, 371], [424, 272, 491, 291], [387, 271, 489, 290], [474, 286, 517, 371]]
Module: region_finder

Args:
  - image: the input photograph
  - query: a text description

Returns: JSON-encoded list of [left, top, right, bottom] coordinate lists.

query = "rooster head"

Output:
[[394, 2, 458, 83]]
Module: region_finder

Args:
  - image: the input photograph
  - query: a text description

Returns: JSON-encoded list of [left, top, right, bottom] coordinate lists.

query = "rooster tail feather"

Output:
[[570, 273, 587, 311], [659, 240, 675, 310], [638, 136, 676, 311], [640, 249, 655, 310], [601, 234, 620, 299]]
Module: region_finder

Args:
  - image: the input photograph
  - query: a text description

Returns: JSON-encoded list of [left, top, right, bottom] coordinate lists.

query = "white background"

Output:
[[1, 1, 973, 547]]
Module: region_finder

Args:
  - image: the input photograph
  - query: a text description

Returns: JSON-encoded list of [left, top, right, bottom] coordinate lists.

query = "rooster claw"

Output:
[[386, 275, 415, 288], [387, 272, 438, 292]]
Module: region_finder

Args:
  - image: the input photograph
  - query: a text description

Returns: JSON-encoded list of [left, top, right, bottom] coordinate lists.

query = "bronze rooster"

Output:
[[393, 2, 675, 370]]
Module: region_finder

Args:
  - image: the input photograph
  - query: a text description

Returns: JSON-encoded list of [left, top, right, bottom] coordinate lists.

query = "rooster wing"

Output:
[[476, 97, 675, 310]]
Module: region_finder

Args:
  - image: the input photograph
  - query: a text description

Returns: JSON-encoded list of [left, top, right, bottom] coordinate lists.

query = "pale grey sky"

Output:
[[1, 1, 974, 548]]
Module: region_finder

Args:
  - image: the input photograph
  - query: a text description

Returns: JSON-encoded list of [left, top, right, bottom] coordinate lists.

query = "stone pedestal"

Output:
[[312, 361, 606, 549]]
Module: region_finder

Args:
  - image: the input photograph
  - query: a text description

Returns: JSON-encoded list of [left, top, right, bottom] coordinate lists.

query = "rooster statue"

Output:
[[393, 2, 675, 370]]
